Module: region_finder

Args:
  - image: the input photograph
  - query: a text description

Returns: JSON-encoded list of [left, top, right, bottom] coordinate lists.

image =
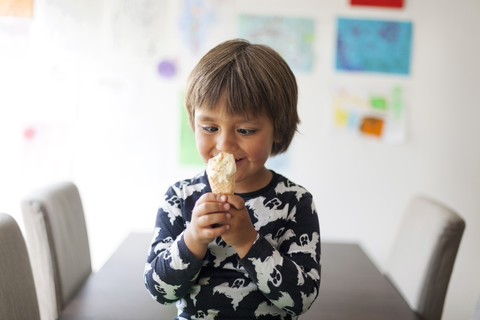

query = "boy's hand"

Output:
[[221, 195, 258, 258], [184, 193, 232, 259]]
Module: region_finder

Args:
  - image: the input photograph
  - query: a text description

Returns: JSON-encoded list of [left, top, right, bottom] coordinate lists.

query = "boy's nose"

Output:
[[216, 131, 236, 153]]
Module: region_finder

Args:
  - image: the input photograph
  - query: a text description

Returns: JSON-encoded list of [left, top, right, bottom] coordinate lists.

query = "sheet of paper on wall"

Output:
[[179, 0, 215, 55], [238, 14, 315, 73], [350, 0, 404, 8], [178, 91, 204, 167], [0, 0, 33, 18], [335, 17, 413, 75], [109, 0, 168, 62], [331, 83, 407, 143]]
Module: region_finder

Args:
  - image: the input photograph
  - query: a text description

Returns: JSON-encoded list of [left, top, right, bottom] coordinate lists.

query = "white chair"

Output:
[[0, 213, 41, 320], [21, 181, 92, 320], [473, 295, 480, 320], [385, 195, 465, 320]]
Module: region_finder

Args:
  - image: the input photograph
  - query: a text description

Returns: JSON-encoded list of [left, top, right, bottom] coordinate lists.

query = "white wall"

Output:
[[1, 0, 479, 319]]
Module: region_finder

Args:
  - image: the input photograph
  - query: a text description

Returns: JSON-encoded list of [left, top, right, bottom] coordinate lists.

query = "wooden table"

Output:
[[315, 242, 421, 320], [59, 233, 421, 320]]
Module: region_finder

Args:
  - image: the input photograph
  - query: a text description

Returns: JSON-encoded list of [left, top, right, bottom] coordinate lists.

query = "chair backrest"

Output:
[[385, 195, 465, 320], [0, 213, 41, 320], [473, 295, 480, 320], [21, 181, 92, 320]]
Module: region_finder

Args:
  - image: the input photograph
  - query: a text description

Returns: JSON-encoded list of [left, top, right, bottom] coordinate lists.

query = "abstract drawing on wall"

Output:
[[0, 0, 33, 18], [332, 84, 407, 142], [350, 0, 404, 8], [336, 17, 412, 75], [179, 0, 215, 54], [238, 14, 315, 73], [157, 59, 177, 79], [178, 92, 204, 166], [110, 0, 167, 60]]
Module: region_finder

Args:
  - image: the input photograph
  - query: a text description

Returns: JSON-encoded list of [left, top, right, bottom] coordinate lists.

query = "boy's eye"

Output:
[[202, 126, 218, 133], [237, 128, 256, 135]]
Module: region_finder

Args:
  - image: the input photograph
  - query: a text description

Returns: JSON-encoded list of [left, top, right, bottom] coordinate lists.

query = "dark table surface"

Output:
[[60, 233, 421, 320]]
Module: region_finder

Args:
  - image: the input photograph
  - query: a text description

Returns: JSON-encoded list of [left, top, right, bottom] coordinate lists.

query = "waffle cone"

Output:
[[209, 174, 235, 195]]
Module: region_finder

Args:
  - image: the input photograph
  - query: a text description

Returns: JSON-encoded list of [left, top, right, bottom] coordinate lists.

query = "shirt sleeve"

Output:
[[239, 193, 321, 316], [144, 187, 204, 304]]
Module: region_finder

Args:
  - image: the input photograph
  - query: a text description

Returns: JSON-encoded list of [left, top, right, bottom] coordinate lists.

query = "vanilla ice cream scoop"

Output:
[[207, 152, 236, 194]]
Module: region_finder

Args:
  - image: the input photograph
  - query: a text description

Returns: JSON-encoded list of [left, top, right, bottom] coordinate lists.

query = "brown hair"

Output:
[[184, 39, 299, 155]]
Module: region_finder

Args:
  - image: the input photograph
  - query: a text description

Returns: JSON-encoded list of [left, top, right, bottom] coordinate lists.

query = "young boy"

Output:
[[144, 39, 320, 319]]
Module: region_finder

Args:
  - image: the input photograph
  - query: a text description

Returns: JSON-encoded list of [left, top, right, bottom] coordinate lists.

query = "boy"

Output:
[[144, 39, 320, 319]]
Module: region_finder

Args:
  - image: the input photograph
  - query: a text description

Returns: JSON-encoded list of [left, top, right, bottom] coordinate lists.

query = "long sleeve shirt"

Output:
[[144, 171, 321, 320]]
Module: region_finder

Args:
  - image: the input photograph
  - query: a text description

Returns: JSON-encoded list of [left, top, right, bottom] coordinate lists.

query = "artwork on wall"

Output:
[[336, 17, 413, 75], [178, 92, 204, 166], [238, 14, 315, 73], [157, 59, 178, 79], [331, 83, 407, 143], [0, 0, 33, 18], [350, 0, 404, 8], [179, 0, 215, 54], [108, 0, 168, 61]]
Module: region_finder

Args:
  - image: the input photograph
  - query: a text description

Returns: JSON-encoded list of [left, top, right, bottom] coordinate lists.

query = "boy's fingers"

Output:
[[194, 194, 230, 214], [193, 202, 230, 220], [198, 192, 222, 203], [202, 212, 230, 226], [198, 193, 233, 206], [226, 195, 246, 210]]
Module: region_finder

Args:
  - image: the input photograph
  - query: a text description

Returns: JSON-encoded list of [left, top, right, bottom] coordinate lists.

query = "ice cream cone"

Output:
[[209, 174, 235, 194], [207, 152, 236, 194]]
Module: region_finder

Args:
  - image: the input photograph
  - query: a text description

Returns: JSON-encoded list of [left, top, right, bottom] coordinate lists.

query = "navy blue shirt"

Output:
[[144, 171, 321, 319]]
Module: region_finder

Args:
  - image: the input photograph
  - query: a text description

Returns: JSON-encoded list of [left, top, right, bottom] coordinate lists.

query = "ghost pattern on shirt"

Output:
[[144, 171, 321, 319]]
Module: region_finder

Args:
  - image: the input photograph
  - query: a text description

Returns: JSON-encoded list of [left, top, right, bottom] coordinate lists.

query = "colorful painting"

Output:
[[238, 14, 315, 73], [179, 0, 215, 54], [332, 84, 406, 142], [350, 0, 404, 8], [336, 17, 413, 75]]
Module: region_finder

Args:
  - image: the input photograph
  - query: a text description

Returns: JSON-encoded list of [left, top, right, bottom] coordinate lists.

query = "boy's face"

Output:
[[194, 102, 275, 193]]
